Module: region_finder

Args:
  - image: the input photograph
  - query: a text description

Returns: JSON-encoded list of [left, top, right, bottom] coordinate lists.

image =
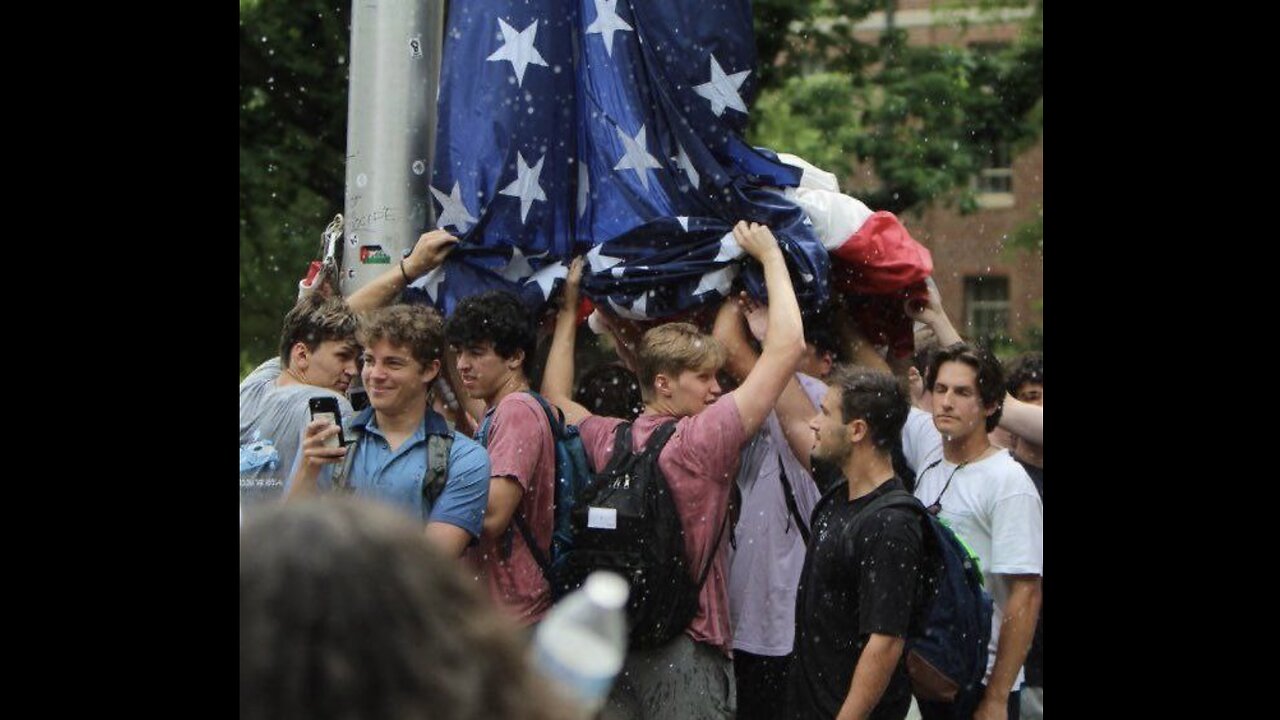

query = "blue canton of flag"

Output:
[[411, 0, 829, 320]]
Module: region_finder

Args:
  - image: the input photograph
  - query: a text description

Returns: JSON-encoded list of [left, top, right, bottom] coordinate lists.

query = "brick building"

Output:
[[847, 1, 1043, 347]]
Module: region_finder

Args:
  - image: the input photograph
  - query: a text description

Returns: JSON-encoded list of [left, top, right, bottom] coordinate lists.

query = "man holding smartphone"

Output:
[[240, 293, 359, 513], [287, 304, 492, 558]]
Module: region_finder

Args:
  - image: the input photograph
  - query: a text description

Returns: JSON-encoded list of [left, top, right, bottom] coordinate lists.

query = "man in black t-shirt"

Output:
[[784, 366, 924, 720]]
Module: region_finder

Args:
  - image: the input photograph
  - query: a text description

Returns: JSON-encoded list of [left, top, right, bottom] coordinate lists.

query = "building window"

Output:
[[973, 141, 1014, 199], [964, 276, 1010, 346]]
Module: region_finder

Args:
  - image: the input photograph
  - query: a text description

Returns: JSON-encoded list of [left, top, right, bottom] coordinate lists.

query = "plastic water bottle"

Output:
[[532, 571, 629, 716]]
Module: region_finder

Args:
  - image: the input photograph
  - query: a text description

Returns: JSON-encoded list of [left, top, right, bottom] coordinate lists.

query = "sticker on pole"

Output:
[[409, 34, 423, 59], [587, 507, 617, 530], [359, 245, 391, 265]]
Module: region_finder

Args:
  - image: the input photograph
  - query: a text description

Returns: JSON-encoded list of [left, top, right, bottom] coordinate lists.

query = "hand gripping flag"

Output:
[[410, 0, 830, 320]]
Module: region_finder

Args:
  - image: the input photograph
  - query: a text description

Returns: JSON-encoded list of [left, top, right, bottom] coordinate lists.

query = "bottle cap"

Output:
[[583, 571, 629, 610]]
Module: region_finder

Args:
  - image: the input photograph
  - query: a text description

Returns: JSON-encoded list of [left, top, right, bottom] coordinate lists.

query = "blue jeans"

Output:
[[917, 685, 1021, 720]]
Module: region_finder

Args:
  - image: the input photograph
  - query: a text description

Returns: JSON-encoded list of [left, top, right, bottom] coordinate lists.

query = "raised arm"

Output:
[[541, 257, 594, 425], [998, 394, 1043, 445], [833, 305, 892, 373], [346, 230, 458, 313], [593, 310, 643, 375], [727, 222, 806, 437], [711, 298, 758, 382], [713, 294, 820, 469], [905, 276, 962, 347], [284, 419, 346, 502]]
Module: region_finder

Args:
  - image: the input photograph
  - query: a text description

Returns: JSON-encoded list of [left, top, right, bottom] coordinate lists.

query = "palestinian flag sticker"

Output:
[[359, 245, 391, 264]]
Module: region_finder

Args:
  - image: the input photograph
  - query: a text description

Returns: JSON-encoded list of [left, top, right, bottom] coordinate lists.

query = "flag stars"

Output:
[[693, 54, 751, 116], [486, 18, 549, 87], [499, 151, 548, 223], [613, 124, 663, 190], [429, 182, 478, 233], [585, 0, 633, 58]]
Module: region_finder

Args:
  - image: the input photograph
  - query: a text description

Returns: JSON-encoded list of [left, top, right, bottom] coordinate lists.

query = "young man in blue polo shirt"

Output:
[[287, 304, 491, 557]]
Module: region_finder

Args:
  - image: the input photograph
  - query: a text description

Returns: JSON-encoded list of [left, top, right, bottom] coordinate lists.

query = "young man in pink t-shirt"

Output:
[[542, 221, 806, 720], [444, 290, 558, 626]]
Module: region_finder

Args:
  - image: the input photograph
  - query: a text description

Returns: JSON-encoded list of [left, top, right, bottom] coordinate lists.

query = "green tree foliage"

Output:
[[240, 1, 351, 370], [1007, 212, 1042, 255], [752, 72, 863, 175], [749, 0, 1043, 215]]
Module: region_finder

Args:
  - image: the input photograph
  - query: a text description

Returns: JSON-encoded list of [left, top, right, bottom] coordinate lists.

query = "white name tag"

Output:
[[587, 507, 617, 530]]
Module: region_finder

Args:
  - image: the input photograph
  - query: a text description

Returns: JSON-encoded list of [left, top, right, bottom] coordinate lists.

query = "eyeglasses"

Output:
[[922, 459, 967, 517]]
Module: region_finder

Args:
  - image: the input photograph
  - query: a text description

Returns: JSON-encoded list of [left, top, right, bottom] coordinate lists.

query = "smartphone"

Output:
[[309, 396, 346, 448]]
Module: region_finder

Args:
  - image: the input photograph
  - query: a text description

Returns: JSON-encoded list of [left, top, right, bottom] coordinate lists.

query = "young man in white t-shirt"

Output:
[[900, 343, 1042, 720]]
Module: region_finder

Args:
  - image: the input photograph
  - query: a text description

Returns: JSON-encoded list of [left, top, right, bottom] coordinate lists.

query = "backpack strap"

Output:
[[507, 391, 568, 574], [511, 511, 552, 572], [333, 415, 452, 512], [839, 486, 921, 548], [423, 432, 453, 510], [641, 421, 680, 458], [476, 411, 494, 447], [332, 423, 365, 492], [525, 390, 568, 439], [603, 421, 636, 475], [695, 489, 733, 590], [628, 419, 721, 591], [777, 456, 812, 545], [483, 391, 564, 574]]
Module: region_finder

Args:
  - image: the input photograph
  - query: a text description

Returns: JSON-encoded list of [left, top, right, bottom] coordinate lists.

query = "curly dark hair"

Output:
[[241, 498, 575, 720], [802, 306, 842, 361], [278, 294, 358, 369], [444, 290, 537, 373], [575, 363, 644, 420], [926, 342, 1006, 432], [1004, 351, 1043, 396]]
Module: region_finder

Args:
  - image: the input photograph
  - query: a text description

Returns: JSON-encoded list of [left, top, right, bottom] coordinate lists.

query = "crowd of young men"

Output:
[[241, 223, 1044, 720]]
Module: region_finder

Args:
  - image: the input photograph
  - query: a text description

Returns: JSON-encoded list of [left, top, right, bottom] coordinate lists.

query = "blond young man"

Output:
[[542, 221, 806, 720]]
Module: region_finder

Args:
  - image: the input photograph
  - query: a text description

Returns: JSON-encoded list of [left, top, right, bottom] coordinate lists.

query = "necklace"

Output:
[[922, 444, 991, 516]]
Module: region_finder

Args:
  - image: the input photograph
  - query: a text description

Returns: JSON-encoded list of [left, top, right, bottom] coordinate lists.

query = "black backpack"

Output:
[[554, 420, 729, 650]]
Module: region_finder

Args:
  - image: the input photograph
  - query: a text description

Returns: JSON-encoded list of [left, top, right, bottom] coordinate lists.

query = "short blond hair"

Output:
[[636, 323, 725, 401]]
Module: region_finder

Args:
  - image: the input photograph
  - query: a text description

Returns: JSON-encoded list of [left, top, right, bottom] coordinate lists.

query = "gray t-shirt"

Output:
[[727, 373, 828, 656], [239, 358, 353, 511]]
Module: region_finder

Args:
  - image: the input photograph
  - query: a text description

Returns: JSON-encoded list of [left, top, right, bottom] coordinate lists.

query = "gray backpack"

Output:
[[332, 424, 454, 512]]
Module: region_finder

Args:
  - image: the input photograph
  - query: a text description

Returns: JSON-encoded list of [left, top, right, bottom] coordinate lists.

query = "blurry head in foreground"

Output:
[[240, 498, 572, 720]]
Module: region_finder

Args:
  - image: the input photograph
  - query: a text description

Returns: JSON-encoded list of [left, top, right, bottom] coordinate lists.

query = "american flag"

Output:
[[408, 0, 830, 319]]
